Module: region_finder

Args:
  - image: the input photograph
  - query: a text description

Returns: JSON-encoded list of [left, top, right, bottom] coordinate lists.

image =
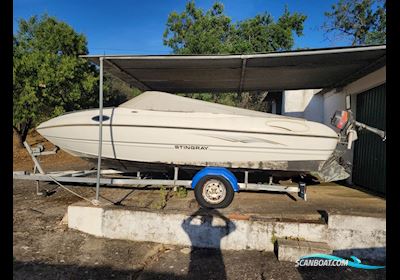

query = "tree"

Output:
[[13, 14, 136, 146], [163, 1, 306, 110], [323, 0, 386, 45], [13, 15, 98, 145], [103, 73, 142, 107], [231, 6, 306, 53], [163, 1, 307, 54], [163, 1, 233, 54]]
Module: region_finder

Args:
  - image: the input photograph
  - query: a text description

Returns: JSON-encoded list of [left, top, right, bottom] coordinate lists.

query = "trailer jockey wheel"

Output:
[[194, 175, 235, 209]]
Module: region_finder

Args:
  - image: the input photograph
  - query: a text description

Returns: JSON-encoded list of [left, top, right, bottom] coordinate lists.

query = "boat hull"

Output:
[[37, 107, 339, 175]]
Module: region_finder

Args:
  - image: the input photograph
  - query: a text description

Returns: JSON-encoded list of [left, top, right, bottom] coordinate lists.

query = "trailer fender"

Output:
[[191, 167, 239, 192]]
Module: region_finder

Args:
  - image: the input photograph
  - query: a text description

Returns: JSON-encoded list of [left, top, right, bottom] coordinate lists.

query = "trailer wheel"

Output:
[[194, 176, 234, 208]]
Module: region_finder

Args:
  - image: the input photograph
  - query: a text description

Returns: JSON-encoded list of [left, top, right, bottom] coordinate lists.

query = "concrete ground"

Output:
[[13, 178, 386, 280], [89, 182, 386, 221]]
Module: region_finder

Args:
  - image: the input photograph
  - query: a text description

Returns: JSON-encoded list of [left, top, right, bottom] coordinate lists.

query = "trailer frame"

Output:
[[13, 142, 307, 205]]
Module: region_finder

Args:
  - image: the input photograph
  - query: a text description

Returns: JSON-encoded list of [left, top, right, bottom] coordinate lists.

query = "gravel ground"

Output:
[[13, 179, 386, 280]]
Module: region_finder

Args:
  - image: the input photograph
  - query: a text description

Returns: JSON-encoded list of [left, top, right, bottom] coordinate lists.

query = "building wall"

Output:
[[323, 66, 386, 126], [282, 89, 323, 122], [282, 67, 386, 126], [281, 66, 385, 184]]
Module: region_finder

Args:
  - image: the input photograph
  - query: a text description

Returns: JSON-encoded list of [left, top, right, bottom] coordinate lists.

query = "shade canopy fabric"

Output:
[[82, 45, 386, 93]]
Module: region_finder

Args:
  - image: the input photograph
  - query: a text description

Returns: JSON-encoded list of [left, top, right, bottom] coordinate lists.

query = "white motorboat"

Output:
[[37, 91, 345, 181]]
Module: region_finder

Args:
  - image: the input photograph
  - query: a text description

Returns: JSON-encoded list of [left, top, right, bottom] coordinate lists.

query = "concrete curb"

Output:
[[67, 204, 386, 260], [328, 214, 386, 231], [277, 239, 332, 262]]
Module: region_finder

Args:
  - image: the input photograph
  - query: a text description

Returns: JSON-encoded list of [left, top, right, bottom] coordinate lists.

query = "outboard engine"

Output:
[[331, 109, 386, 149], [315, 96, 386, 182]]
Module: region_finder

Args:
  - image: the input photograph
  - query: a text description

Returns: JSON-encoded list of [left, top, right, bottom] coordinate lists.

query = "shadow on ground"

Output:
[[297, 265, 385, 280], [13, 261, 181, 280], [182, 208, 236, 279], [13, 258, 386, 280]]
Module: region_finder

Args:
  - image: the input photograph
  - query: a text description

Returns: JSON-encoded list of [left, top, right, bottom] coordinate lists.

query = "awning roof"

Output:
[[81, 45, 386, 93]]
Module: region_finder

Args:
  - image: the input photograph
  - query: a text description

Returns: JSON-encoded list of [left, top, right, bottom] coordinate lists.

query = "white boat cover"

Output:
[[119, 91, 288, 118]]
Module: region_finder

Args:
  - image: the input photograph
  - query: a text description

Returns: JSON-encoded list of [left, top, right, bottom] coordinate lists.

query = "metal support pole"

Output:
[[173, 167, 179, 191], [94, 57, 104, 203], [36, 181, 43, 196], [244, 171, 248, 190]]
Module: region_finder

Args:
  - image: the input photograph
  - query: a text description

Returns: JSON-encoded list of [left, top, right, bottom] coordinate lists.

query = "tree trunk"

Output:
[[13, 120, 31, 148], [14, 131, 25, 148]]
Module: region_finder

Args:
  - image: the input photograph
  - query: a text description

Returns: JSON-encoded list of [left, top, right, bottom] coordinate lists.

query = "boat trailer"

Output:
[[13, 141, 307, 208]]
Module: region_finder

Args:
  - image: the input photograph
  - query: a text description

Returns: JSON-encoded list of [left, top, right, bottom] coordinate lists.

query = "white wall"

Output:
[[323, 66, 386, 127], [282, 89, 323, 122], [281, 67, 386, 126]]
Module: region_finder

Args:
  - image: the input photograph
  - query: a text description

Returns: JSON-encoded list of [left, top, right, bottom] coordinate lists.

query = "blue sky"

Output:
[[13, 0, 349, 55]]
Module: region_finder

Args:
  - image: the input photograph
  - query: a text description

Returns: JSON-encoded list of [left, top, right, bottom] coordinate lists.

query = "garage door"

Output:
[[352, 83, 386, 194]]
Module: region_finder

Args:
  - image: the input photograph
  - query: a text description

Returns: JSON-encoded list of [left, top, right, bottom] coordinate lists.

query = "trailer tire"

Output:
[[194, 175, 235, 209]]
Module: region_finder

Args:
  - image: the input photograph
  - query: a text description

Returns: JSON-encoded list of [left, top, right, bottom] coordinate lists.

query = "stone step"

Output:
[[327, 214, 386, 232], [277, 238, 332, 263]]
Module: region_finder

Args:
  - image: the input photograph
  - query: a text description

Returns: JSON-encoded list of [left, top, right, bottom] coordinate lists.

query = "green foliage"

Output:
[[152, 187, 168, 209], [13, 14, 98, 143], [163, 1, 307, 54], [103, 73, 142, 107], [323, 0, 386, 45], [13, 14, 138, 144], [163, 1, 234, 54], [174, 186, 188, 198], [231, 6, 306, 53]]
